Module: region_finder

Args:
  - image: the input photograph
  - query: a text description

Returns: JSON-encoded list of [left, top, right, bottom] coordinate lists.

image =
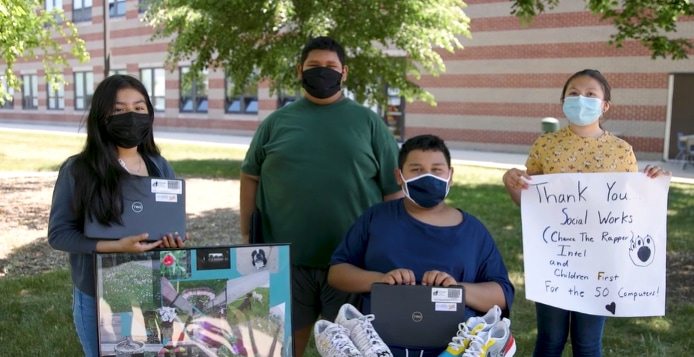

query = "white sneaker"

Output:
[[334, 303, 393, 357], [438, 305, 502, 357], [314, 319, 364, 357], [461, 318, 516, 357]]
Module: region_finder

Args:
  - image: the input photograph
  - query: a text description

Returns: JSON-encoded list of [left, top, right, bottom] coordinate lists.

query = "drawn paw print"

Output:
[[629, 234, 655, 267]]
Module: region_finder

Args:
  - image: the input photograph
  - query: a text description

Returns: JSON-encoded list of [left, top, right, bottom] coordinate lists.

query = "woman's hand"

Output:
[[643, 164, 670, 178], [117, 233, 162, 253], [422, 270, 457, 287], [503, 168, 531, 190], [161, 233, 188, 249], [381, 268, 416, 285]]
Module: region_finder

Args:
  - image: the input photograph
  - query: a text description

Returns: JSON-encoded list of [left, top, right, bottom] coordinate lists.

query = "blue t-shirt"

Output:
[[330, 199, 515, 356]]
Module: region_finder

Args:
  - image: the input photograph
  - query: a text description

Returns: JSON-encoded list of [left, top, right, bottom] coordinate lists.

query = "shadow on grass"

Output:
[[0, 206, 243, 355]]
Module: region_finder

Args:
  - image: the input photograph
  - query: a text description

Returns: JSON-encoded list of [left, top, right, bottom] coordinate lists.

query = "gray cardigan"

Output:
[[47, 155, 176, 296]]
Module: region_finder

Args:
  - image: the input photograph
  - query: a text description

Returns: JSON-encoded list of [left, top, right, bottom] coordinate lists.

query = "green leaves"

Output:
[[513, 0, 694, 60], [0, 0, 89, 104], [142, 0, 471, 107]]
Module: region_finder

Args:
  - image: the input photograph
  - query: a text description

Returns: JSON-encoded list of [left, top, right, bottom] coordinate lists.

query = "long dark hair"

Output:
[[71, 75, 161, 226]]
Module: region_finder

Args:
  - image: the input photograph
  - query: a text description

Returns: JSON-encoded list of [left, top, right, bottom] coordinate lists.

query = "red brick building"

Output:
[[2, 0, 693, 160]]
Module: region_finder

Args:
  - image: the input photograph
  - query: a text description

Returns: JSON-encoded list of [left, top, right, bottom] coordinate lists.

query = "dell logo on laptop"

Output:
[[131, 202, 144, 213], [411, 311, 423, 322]]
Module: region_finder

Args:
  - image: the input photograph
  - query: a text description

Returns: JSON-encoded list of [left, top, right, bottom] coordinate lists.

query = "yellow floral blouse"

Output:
[[525, 127, 638, 174]]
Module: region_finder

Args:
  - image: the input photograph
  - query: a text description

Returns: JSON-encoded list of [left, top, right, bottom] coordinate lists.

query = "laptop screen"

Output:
[[94, 244, 292, 357]]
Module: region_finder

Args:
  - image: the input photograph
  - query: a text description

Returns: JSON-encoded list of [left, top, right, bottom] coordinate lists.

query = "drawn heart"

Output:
[[605, 302, 616, 315]]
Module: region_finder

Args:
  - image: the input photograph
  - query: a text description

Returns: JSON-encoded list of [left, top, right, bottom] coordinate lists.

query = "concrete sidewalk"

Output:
[[1, 120, 692, 184]]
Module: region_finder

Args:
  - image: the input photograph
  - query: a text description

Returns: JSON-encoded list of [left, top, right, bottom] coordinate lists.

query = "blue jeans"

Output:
[[534, 303, 605, 357], [73, 286, 98, 357]]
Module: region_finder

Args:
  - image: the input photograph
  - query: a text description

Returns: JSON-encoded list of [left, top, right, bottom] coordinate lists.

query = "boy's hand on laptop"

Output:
[[160, 233, 188, 248], [382, 269, 416, 285], [421, 270, 457, 287]]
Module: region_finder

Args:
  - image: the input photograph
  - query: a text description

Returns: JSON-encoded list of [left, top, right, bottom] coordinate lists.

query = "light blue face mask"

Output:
[[562, 96, 603, 126]]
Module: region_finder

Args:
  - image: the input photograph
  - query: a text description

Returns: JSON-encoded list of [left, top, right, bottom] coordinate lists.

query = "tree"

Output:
[[512, 0, 694, 60], [0, 0, 89, 104], [144, 0, 470, 107], [144, 0, 692, 108]]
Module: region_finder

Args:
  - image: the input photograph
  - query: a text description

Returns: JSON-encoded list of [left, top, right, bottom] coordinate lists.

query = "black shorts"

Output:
[[291, 265, 361, 330]]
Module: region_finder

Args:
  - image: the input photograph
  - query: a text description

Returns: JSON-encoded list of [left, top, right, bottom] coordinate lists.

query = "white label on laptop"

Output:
[[151, 179, 183, 194], [156, 193, 178, 203], [435, 302, 458, 312], [431, 287, 463, 303]]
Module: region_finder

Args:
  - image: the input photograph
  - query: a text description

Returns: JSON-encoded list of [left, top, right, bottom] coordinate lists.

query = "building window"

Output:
[[138, 0, 148, 13], [74, 71, 94, 110], [73, 0, 92, 22], [278, 88, 300, 108], [47, 82, 65, 110], [46, 0, 63, 23], [109, 0, 126, 17], [225, 76, 258, 114], [109, 69, 127, 76], [180, 67, 208, 113], [0, 77, 14, 109], [141, 68, 165, 111], [22, 74, 38, 110]]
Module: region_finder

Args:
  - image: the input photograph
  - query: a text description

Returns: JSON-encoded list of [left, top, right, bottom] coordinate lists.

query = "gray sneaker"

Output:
[[314, 319, 364, 357]]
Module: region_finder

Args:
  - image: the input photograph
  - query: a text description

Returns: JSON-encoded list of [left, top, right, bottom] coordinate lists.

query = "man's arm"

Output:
[[328, 263, 387, 293], [239, 171, 260, 244], [460, 281, 507, 312]]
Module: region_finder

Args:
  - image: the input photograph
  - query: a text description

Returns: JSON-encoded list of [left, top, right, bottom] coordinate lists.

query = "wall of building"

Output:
[[1, 0, 693, 160]]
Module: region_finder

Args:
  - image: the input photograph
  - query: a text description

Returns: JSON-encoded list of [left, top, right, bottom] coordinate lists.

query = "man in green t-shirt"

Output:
[[240, 36, 402, 357]]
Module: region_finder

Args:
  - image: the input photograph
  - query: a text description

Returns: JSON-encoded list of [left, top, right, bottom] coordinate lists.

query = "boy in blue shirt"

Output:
[[328, 135, 515, 357]]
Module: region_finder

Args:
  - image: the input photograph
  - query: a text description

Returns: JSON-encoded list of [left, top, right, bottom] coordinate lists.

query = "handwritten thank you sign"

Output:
[[521, 172, 670, 317]]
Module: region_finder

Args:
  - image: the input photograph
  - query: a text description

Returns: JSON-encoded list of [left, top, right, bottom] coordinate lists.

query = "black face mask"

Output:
[[105, 112, 152, 148], [301, 67, 343, 99]]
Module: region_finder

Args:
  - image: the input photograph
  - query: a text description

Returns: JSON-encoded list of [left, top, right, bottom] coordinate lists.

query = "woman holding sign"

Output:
[[502, 69, 667, 357], [48, 75, 187, 356]]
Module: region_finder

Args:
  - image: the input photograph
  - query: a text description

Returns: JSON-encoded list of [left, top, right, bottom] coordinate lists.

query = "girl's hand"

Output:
[[161, 233, 188, 249], [503, 168, 531, 190], [643, 164, 670, 178], [118, 233, 162, 253]]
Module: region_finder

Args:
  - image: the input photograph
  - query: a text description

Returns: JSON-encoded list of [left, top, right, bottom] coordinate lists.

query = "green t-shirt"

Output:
[[241, 97, 401, 267]]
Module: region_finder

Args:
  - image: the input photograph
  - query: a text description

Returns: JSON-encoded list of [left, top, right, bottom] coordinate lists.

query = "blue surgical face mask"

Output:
[[562, 96, 603, 126], [400, 172, 450, 208]]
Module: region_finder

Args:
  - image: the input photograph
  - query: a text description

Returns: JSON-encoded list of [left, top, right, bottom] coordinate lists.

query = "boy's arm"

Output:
[[328, 263, 387, 293], [459, 281, 507, 312]]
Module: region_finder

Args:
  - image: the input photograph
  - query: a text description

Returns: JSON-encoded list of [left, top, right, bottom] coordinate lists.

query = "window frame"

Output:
[[21, 74, 38, 110], [0, 77, 14, 109], [109, 0, 127, 18], [74, 71, 94, 110], [225, 76, 258, 114], [46, 82, 65, 110], [72, 0, 92, 22], [179, 67, 208, 113], [140, 68, 166, 112]]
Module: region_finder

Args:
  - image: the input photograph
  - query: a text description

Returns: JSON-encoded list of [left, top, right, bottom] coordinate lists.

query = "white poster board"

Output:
[[520, 172, 670, 317]]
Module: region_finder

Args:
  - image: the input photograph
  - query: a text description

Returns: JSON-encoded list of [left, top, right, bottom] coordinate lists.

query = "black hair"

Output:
[[561, 69, 612, 102], [71, 74, 160, 226], [300, 36, 346, 67], [398, 135, 451, 170]]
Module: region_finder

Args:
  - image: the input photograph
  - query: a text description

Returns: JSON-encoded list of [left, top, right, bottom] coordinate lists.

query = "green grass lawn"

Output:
[[0, 129, 692, 356]]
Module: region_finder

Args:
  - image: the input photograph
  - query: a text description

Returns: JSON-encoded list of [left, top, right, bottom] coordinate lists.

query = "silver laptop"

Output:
[[84, 176, 186, 241], [370, 283, 466, 349]]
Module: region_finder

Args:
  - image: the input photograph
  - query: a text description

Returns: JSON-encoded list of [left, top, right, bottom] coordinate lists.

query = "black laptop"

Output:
[[84, 176, 186, 241], [370, 283, 466, 349]]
